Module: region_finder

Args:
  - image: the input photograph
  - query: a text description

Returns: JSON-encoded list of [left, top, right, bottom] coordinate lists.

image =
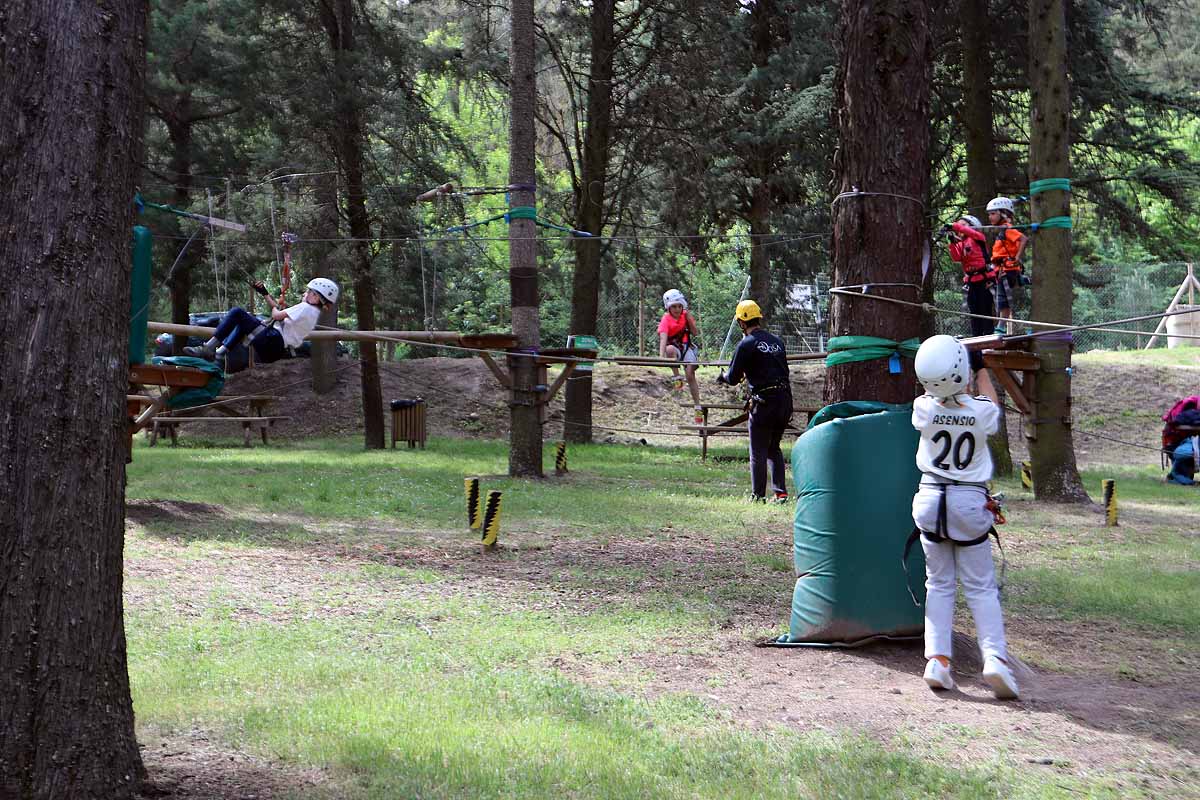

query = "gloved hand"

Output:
[[251, 280, 270, 297], [715, 371, 728, 386], [1020, 273, 1032, 286]]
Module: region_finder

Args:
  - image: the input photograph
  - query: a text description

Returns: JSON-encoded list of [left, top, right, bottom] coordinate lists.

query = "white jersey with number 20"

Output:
[[913, 394, 1000, 483]]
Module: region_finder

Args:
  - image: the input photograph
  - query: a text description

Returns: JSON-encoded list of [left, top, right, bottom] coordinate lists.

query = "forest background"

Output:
[[143, 0, 1200, 396]]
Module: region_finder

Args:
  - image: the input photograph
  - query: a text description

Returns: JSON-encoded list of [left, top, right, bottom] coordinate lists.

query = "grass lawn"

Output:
[[125, 437, 1200, 799]]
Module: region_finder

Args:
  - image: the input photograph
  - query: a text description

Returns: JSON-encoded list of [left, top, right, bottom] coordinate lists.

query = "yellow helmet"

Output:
[[735, 300, 762, 322]]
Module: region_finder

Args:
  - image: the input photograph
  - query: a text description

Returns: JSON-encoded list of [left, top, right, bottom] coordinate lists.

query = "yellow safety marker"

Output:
[[481, 490, 502, 549], [465, 477, 481, 529], [1021, 461, 1033, 491], [1102, 479, 1118, 526], [555, 440, 568, 475]]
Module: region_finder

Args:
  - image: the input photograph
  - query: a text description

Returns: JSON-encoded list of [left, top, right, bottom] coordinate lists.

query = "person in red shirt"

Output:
[[986, 197, 1029, 334], [945, 215, 999, 404], [658, 289, 703, 422]]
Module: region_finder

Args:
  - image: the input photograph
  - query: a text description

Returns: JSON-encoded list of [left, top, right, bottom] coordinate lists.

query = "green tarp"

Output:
[[776, 401, 926, 646], [151, 356, 225, 409]]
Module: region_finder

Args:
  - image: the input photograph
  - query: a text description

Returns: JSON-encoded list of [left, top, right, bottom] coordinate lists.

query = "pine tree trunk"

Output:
[[824, 0, 931, 405], [167, 114, 200, 353], [0, 0, 147, 796], [1027, 0, 1089, 502], [563, 0, 616, 445], [746, 0, 776, 307], [509, 0, 544, 476], [960, 0, 1013, 476], [311, 173, 340, 394], [322, 0, 384, 448]]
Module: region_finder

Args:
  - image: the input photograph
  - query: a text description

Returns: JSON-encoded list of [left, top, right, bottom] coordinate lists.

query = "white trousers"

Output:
[[921, 537, 1008, 663]]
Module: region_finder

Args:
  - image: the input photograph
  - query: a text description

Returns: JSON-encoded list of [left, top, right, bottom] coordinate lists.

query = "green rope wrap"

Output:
[[505, 206, 537, 221], [1030, 216, 1072, 231], [825, 336, 920, 367], [1028, 178, 1071, 195]]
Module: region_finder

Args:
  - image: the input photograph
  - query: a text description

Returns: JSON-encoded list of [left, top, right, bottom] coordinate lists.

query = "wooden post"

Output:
[[638, 278, 646, 357]]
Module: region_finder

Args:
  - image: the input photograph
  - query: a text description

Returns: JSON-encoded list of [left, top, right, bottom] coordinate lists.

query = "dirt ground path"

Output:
[[127, 503, 1199, 798]]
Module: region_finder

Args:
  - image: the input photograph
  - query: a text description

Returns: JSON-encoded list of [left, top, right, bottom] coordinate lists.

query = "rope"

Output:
[[827, 286, 1200, 341]]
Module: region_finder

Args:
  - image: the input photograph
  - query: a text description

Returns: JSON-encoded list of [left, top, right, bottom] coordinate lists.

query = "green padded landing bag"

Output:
[[781, 401, 925, 645]]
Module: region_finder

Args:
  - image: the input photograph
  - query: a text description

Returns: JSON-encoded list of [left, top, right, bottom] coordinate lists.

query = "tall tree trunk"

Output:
[[960, 0, 1012, 477], [824, 0, 931, 405], [0, 0, 147, 796], [563, 0, 616, 444], [746, 0, 776, 306], [311, 172, 340, 394], [322, 0, 384, 447], [509, 0, 543, 476], [166, 113, 201, 353], [1028, 0, 1088, 501]]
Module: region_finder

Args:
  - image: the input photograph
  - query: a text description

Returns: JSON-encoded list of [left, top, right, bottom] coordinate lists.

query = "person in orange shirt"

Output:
[[986, 196, 1029, 335], [658, 289, 703, 423]]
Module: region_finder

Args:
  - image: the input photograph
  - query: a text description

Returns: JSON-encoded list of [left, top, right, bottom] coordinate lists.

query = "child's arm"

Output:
[[686, 312, 700, 344], [658, 331, 669, 358], [1014, 230, 1029, 264], [951, 221, 986, 242]]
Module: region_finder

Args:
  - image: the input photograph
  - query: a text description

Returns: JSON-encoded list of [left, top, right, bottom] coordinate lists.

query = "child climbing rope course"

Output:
[[944, 215, 1000, 405], [910, 334, 1019, 700], [986, 196, 1029, 335], [658, 288, 704, 423], [185, 278, 339, 366]]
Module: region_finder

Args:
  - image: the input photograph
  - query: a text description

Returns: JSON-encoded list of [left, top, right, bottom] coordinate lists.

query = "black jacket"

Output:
[[725, 329, 790, 394]]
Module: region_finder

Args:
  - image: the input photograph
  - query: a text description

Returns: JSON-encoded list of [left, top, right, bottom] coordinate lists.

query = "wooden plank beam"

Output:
[[477, 352, 511, 388], [147, 321, 518, 348], [543, 363, 575, 404]]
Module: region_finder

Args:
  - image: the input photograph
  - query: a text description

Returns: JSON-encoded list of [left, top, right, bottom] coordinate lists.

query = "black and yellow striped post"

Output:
[[481, 490, 502, 550], [465, 477, 481, 529], [1102, 479, 1118, 526], [555, 440, 568, 475], [1021, 461, 1033, 491]]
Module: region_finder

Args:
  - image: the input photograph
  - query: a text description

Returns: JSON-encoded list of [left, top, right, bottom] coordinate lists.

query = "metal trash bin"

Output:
[[390, 398, 427, 449]]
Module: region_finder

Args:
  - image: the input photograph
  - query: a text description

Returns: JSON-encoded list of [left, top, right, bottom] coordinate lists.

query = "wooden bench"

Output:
[[149, 395, 286, 447], [151, 415, 291, 447], [679, 403, 821, 460]]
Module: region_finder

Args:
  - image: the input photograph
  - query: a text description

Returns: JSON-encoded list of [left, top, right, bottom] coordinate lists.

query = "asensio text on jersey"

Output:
[[913, 394, 1000, 484]]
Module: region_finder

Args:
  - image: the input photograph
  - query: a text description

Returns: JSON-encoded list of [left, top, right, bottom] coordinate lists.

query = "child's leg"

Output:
[[956, 540, 1008, 663], [685, 364, 701, 406], [214, 307, 263, 350], [920, 536, 957, 662], [664, 345, 681, 381]]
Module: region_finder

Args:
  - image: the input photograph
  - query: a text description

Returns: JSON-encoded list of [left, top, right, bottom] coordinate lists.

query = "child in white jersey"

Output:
[[186, 278, 339, 365], [911, 334, 1019, 700]]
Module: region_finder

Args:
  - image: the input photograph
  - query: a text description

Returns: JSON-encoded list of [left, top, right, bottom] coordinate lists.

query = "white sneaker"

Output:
[[923, 658, 955, 691], [983, 656, 1020, 700]]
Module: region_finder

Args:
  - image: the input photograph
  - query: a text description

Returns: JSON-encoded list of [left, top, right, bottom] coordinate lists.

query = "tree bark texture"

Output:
[[563, 0, 617, 444], [959, 0, 1012, 476], [508, 0, 544, 476], [0, 0, 148, 796], [165, 111, 202, 352], [746, 0, 776, 307], [321, 0, 385, 448], [824, 0, 931, 405], [310, 173, 340, 394], [1027, 0, 1089, 502]]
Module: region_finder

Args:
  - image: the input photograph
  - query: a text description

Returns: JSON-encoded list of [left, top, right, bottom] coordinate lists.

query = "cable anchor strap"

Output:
[[1029, 216, 1072, 232], [1028, 178, 1071, 195], [824, 335, 920, 368]]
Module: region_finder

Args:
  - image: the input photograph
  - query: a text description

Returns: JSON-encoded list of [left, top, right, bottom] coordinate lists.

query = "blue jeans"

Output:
[[214, 307, 287, 362]]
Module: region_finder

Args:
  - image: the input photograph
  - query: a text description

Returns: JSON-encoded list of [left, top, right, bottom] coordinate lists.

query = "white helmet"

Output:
[[914, 335, 971, 399], [959, 215, 982, 229], [306, 278, 339, 304], [662, 289, 687, 310], [986, 196, 1014, 214]]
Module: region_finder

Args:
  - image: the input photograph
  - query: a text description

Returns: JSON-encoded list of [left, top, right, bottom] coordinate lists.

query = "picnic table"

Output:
[[150, 395, 289, 447], [678, 401, 821, 460]]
